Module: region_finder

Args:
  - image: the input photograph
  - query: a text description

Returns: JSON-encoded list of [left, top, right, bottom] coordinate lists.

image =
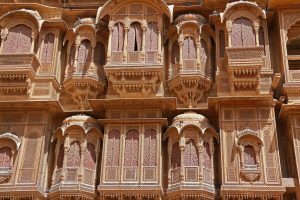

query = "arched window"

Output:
[[145, 22, 158, 51], [183, 37, 196, 60], [57, 144, 64, 169], [171, 41, 180, 64], [128, 22, 142, 52], [0, 147, 12, 168], [77, 39, 92, 73], [171, 142, 181, 169], [41, 33, 55, 64], [3, 24, 32, 54], [112, 23, 124, 52], [94, 42, 106, 65], [124, 129, 139, 167], [143, 129, 157, 166], [231, 17, 255, 47], [66, 141, 80, 168], [84, 143, 96, 170], [200, 39, 208, 66], [244, 145, 257, 167], [203, 142, 211, 168], [106, 130, 120, 166], [69, 43, 76, 67], [184, 139, 199, 166], [219, 30, 225, 57]]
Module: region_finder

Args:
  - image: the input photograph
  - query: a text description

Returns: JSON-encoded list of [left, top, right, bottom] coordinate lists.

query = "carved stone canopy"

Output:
[[164, 112, 218, 141], [174, 14, 207, 25], [0, 132, 21, 150], [54, 114, 102, 138]]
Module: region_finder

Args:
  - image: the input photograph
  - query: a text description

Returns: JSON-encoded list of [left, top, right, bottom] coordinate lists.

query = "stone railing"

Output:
[[0, 53, 40, 74], [226, 46, 264, 61]]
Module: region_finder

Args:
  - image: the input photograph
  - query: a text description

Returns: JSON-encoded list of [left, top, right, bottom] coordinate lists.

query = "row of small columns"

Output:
[[167, 136, 215, 183], [226, 20, 262, 48], [65, 36, 98, 79], [168, 31, 211, 78], [52, 135, 100, 185], [107, 21, 162, 63], [100, 194, 161, 200]]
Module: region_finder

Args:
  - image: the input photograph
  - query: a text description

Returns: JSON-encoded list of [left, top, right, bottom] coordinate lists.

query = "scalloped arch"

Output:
[[96, 0, 171, 23], [0, 9, 43, 31], [221, 1, 266, 23]]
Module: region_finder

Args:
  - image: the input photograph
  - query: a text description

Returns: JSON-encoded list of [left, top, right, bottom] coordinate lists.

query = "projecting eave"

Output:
[[89, 97, 177, 112]]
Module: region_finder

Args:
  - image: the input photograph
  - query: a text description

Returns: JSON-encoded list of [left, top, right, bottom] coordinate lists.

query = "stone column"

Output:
[[179, 136, 185, 182], [78, 140, 86, 183], [123, 27, 129, 63], [74, 36, 81, 74], [157, 28, 162, 63], [196, 40, 201, 70], [141, 25, 147, 63], [179, 33, 184, 71], [107, 27, 113, 63], [197, 142, 203, 182], [31, 32, 36, 53]]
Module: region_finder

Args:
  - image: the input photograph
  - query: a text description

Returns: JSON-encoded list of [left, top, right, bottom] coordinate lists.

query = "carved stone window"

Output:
[[66, 141, 81, 168], [41, 33, 55, 64], [243, 145, 257, 167], [124, 129, 139, 167], [171, 41, 180, 64], [0, 147, 12, 168], [3, 24, 32, 54], [203, 142, 211, 169], [84, 143, 96, 170], [145, 22, 158, 51], [128, 22, 142, 52], [77, 39, 92, 74], [112, 23, 124, 52], [184, 139, 199, 166], [171, 142, 181, 169], [143, 129, 157, 166], [94, 42, 106, 65], [106, 129, 120, 166], [231, 17, 255, 47], [219, 30, 225, 57], [183, 37, 196, 59]]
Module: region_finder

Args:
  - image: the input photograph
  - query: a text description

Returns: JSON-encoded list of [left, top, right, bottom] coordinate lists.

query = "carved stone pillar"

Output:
[[196, 40, 201, 69], [179, 137, 185, 182], [78, 141, 86, 182], [62, 136, 70, 182], [31, 32, 36, 53], [107, 27, 113, 63], [89, 45, 96, 74], [123, 27, 129, 63], [74, 36, 81, 73], [179, 33, 183, 71], [167, 141, 172, 185], [227, 27, 232, 48], [210, 140, 215, 182], [157, 28, 162, 62], [141, 25, 147, 63], [255, 26, 259, 46], [197, 142, 203, 182]]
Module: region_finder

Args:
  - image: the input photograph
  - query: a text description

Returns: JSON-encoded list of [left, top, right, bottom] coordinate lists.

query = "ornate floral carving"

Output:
[[184, 139, 199, 166], [143, 129, 157, 166], [106, 130, 120, 166], [124, 129, 139, 167], [84, 143, 96, 170], [66, 141, 81, 168]]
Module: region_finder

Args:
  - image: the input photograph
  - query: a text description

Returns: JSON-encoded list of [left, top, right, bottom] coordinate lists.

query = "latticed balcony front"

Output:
[[0, 53, 40, 97], [226, 46, 265, 93]]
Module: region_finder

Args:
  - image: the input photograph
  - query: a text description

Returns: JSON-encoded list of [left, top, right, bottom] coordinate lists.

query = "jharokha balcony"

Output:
[[0, 53, 40, 98], [167, 14, 213, 108]]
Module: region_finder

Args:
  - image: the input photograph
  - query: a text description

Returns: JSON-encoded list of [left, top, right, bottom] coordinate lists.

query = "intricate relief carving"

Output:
[[143, 129, 157, 166], [184, 139, 199, 166], [124, 129, 139, 167], [168, 76, 210, 108], [3, 24, 32, 54]]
